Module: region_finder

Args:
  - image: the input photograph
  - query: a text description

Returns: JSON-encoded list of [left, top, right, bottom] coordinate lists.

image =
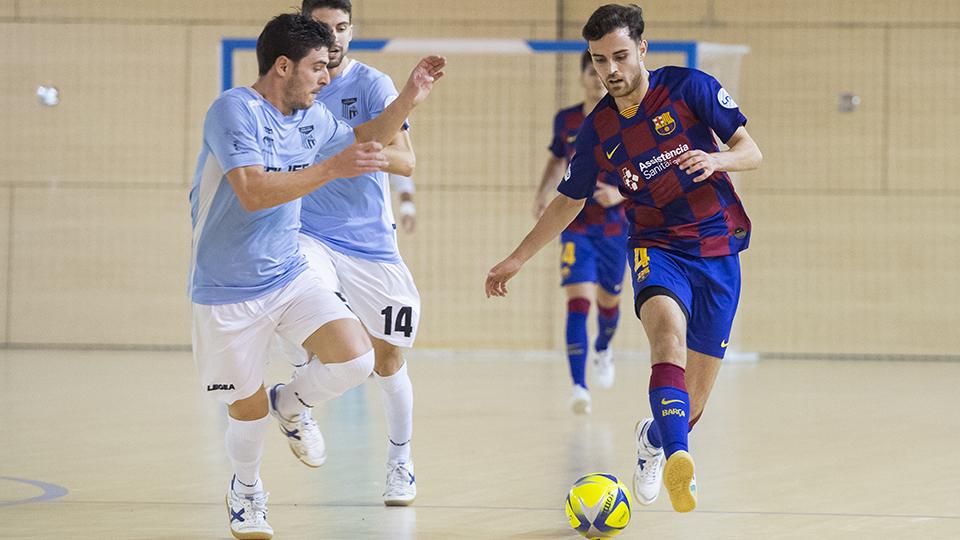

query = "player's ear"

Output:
[[637, 39, 648, 60], [274, 56, 290, 76]]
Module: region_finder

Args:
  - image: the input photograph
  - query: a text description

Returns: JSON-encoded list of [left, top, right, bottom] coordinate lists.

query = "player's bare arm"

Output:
[[226, 141, 387, 212], [382, 129, 415, 177], [675, 126, 763, 183], [592, 183, 626, 208], [532, 155, 568, 218], [485, 194, 585, 298], [354, 56, 446, 146]]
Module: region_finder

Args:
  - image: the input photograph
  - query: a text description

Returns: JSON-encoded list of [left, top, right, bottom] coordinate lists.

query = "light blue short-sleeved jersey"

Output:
[[190, 87, 355, 305], [301, 60, 406, 263]]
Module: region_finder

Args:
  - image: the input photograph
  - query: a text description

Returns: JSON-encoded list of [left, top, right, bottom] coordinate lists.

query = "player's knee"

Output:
[[648, 331, 686, 362], [227, 386, 268, 421], [596, 289, 619, 309], [319, 349, 375, 395]]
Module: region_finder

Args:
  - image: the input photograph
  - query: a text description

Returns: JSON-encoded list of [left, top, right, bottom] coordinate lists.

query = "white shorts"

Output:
[[192, 268, 357, 404], [299, 233, 421, 348]]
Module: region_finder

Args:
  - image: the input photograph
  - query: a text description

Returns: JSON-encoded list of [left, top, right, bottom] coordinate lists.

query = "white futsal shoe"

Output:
[[384, 461, 417, 506], [591, 348, 615, 389], [570, 385, 592, 414], [226, 477, 273, 540], [268, 384, 326, 468], [633, 418, 665, 505]]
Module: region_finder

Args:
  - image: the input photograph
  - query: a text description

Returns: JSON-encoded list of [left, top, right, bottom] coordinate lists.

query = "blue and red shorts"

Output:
[[630, 247, 741, 359], [559, 230, 628, 295]]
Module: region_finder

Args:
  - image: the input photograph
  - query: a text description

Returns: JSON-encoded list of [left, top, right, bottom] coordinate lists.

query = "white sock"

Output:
[[276, 349, 375, 419], [225, 414, 269, 494], [376, 361, 413, 463]]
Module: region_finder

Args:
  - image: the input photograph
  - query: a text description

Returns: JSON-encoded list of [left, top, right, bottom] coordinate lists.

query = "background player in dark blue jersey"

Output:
[[532, 50, 628, 414], [487, 4, 761, 513]]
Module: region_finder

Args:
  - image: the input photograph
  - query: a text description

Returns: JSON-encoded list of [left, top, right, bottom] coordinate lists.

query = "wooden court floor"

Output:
[[1, 348, 959, 539]]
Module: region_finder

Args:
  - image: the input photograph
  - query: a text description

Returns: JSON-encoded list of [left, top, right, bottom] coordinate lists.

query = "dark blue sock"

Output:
[[595, 304, 620, 352], [648, 363, 690, 458], [566, 298, 590, 388]]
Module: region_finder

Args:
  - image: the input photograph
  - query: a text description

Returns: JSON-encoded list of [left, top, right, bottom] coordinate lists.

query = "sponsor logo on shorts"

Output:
[[207, 383, 236, 391], [662, 408, 686, 418], [661, 398, 685, 406], [721, 339, 729, 348]]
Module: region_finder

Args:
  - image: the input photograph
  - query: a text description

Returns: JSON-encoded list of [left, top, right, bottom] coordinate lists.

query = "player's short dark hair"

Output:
[[580, 50, 593, 72], [256, 13, 335, 76], [301, 0, 352, 19], [582, 4, 645, 43]]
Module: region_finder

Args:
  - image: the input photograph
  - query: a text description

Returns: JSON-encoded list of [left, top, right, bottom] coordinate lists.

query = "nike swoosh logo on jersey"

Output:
[[721, 339, 729, 348], [606, 143, 621, 160]]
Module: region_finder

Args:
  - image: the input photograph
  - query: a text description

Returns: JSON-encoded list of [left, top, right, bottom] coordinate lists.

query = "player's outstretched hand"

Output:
[[675, 149, 720, 183], [328, 141, 388, 178], [485, 256, 523, 298], [403, 56, 447, 106]]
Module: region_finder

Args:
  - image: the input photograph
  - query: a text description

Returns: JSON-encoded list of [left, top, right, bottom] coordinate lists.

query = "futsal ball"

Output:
[[565, 473, 632, 539]]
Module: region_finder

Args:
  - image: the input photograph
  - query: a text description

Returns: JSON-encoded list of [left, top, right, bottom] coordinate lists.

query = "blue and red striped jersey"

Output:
[[558, 67, 751, 257], [550, 103, 627, 237]]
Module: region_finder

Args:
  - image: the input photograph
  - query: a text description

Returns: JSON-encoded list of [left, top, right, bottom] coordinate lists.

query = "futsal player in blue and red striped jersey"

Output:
[[533, 50, 629, 414], [486, 4, 762, 513]]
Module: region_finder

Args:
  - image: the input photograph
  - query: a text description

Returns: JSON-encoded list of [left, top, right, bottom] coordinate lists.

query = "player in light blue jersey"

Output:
[[275, 0, 422, 506], [190, 13, 444, 539]]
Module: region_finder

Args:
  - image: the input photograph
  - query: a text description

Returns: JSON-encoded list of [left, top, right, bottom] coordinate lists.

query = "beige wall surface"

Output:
[[0, 23, 187, 186], [1, 1, 957, 357], [0, 187, 8, 343], [16, 1, 294, 23], [713, 0, 960, 24], [888, 27, 960, 193], [8, 187, 190, 346]]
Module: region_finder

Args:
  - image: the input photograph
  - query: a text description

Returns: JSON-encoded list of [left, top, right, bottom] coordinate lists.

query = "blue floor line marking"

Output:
[[0, 476, 69, 507]]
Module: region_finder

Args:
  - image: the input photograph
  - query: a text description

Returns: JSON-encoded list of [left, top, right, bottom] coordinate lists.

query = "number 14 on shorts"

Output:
[[634, 248, 651, 282], [381, 306, 414, 337]]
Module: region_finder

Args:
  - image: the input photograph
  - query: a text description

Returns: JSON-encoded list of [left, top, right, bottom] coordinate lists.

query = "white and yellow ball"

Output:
[[564, 473, 632, 539]]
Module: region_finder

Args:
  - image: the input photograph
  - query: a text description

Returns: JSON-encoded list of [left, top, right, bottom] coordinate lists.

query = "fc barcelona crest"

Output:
[[653, 111, 676, 136], [299, 125, 316, 149]]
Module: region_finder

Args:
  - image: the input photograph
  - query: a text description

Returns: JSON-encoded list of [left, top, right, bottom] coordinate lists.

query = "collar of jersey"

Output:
[[239, 86, 305, 120], [325, 58, 359, 93], [607, 68, 660, 121]]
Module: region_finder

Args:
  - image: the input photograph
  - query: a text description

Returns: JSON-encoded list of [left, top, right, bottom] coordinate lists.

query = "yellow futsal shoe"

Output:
[[663, 450, 697, 512]]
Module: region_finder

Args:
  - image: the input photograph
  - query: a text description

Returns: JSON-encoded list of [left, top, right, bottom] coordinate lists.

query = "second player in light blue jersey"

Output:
[[190, 13, 445, 538], [284, 0, 422, 506]]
